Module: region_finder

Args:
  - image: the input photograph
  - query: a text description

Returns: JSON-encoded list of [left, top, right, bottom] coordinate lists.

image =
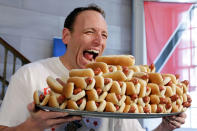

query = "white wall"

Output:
[[0, 0, 132, 62]]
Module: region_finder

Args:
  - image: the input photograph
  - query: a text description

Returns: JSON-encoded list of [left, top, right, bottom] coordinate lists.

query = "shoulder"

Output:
[[15, 57, 59, 75]]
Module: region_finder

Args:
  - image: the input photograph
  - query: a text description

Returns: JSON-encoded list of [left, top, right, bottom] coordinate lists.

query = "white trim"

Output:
[[132, 0, 147, 65], [144, 0, 197, 3]]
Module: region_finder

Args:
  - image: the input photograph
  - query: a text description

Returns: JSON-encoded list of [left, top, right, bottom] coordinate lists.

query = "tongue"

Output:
[[84, 52, 94, 61]]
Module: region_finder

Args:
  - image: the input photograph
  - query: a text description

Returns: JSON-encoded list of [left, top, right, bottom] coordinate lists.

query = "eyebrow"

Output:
[[84, 28, 108, 34]]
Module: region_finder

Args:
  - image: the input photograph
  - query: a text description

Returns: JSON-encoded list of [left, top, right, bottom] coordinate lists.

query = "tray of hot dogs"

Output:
[[34, 55, 192, 119], [36, 105, 181, 119]]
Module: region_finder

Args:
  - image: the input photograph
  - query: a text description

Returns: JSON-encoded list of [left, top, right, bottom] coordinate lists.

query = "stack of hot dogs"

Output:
[[34, 55, 192, 113]]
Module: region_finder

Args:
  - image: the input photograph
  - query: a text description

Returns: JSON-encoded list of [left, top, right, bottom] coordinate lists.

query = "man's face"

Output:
[[64, 10, 108, 69]]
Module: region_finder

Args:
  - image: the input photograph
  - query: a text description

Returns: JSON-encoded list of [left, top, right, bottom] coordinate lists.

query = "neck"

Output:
[[59, 54, 73, 70]]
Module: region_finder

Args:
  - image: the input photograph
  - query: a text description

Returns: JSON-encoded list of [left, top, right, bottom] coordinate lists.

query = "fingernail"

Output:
[[64, 112, 69, 116]]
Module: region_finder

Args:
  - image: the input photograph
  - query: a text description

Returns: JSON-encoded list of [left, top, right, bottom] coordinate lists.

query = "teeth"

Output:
[[87, 49, 99, 54]]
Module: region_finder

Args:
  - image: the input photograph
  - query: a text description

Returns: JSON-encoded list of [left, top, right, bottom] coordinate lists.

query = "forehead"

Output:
[[73, 10, 107, 32]]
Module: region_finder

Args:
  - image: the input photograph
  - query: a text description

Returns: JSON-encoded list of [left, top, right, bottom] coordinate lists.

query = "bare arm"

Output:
[[153, 112, 186, 131], [0, 102, 81, 131]]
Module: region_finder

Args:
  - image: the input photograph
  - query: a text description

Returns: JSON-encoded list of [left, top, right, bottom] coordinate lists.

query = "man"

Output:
[[0, 4, 186, 131]]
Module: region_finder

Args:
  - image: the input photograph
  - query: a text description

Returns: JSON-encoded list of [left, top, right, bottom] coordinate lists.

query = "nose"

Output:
[[93, 33, 104, 46]]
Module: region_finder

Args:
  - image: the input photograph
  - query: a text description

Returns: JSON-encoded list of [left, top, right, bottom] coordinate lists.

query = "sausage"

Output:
[[94, 67, 102, 75], [170, 94, 179, 102], [73, 88, 82, 95], [85, 77, 93, 85], [128, 106, 136, 113], [131, 94, 138, 101], [159, 97, 167, 104], [143, 96, 149, 103], [143, 106, 150, 113], [104, 78, 111, 85], [96, 88, 103, 96]]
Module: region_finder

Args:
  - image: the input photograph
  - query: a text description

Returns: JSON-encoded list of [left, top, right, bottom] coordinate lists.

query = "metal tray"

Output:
[[36, 105, 181, 119]]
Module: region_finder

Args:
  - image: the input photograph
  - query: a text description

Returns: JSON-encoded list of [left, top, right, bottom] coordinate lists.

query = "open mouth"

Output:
[[83, 49, 99, 62]]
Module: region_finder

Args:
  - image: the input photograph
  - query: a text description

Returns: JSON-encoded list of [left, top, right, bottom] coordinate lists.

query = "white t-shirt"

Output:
[[0, 57, 145, 131]]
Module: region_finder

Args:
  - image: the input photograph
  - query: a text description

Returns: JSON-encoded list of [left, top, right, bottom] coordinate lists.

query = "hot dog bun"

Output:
[[67, 77, 86, 90], [69, 68, 94, 77], [47, 76, 63, 94], [96, 55, 135, 66], [105, 102, 116, 112], [86, 100, 106, 112], [102, 71, 127, 81], [48, 92, 59, 108]]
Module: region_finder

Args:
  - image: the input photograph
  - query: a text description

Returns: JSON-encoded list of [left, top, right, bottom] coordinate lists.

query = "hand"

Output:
[[160, 112, 186, 131], [24, 102, 82, 131]]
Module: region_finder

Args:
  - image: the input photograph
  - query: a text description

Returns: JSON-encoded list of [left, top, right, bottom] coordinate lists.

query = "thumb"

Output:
[[27, 102, 36, 112]]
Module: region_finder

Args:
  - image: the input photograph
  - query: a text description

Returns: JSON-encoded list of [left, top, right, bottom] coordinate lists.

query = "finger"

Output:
[[178, 112, 187, 118], [165, 116, 183, 129], [36, 111, 69, 119], [168, 119, 181, 129], [167, 114, 186, 125], [46, 116, 82, 127], [163, 117, 177, 130]]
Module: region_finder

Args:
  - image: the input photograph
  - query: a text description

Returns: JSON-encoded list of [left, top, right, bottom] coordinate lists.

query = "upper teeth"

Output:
[[87, 49, 99, 54]]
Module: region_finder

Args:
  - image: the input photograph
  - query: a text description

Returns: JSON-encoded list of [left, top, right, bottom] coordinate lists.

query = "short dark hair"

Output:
[[64, 4, 105, 32]]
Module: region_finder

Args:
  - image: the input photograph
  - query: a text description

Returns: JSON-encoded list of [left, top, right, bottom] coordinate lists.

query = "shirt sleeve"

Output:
[[0, 66, 34, 127]]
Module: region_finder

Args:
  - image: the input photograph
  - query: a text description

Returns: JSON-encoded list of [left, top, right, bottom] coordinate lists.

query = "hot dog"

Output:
[[47, 91, 68, 109], [102, 71, 127, 81], [128, 65, 141, 72], [96, 55, 135, 66], [33, 90, 50, 106], [148, 73, 167, 86], [138, 105, 144, 113], [105, 93, 126, 106], [150, 95, 168, 105], [162, 74, 178, 84], [94, 76, 113, 92], [47, 76, 64, 94], [86, 100, 106, 112], [67, 77, 95, 90], [139, 65, 150, 73], [133, 72, 149, 83], [121, 66, 134, 80], [110, 81, 126, 95], [67, 98, 86, 111], [143, 104, 151, 113], [105, 102, 125, 113], [181, 80, 189, 93], [63, 82, 85, 101], [137, 79, 147, 98], [108, 65, 118, 72], [125, 82, 140, 96], [148, 83, 166, 96], [85, 62, 109, 74], [165, 98, 172, 113], [86, 88, 107, 101], [124, 103, 139, 113]]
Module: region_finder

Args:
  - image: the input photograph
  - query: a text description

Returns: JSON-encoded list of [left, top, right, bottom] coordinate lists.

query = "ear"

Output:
[[62, 28, 71, 45]]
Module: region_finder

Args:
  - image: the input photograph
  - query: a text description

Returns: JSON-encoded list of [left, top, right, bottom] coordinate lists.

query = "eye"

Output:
[[102, 33, 108, 39], [85, 30, 94, 34]]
